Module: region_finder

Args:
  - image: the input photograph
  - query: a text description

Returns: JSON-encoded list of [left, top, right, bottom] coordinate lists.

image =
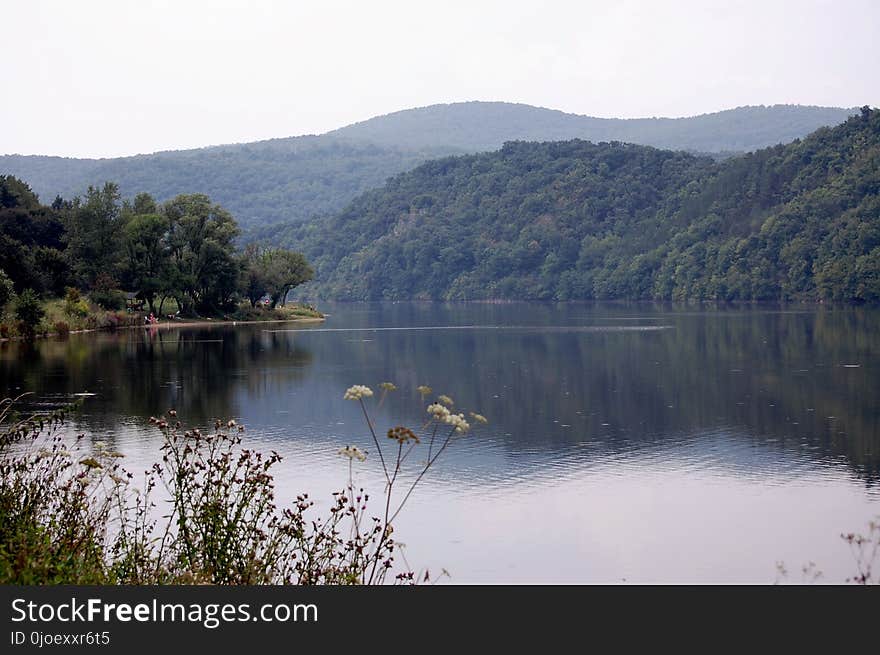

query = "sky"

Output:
[[2, 0, 878, 158]]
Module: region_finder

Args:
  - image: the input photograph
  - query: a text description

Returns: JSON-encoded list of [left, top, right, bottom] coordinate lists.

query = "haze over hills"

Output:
[[276, 108, 880, 303], [0, 102, 856, 229], [330, 101, 856, 153]]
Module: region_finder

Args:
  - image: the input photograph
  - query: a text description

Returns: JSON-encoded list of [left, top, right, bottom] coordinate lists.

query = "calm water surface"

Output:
[[2, 302, 878, 583]]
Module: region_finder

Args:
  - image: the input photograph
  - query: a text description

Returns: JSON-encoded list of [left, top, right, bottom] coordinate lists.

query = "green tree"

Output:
[[261, 249, 314, 308], [122, 213, 170, 314], [239, 244, 270, 307], [14, 289, 44, 341], [131, 192, 158, 216], [65, 183, 123, 288], [0, 176, 68, 295], [0, 270, 13, 309], [163, 194, 240, 314]]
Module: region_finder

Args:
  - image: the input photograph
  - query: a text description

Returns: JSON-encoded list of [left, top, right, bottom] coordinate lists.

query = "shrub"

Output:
[[842, 520, 879, 585], [112, 311, 133, 328], [116, 385, 485, 584], [0, 324, 9, 339], [97, 313, 116, 330], [64, 287, 81, 304], [0, 397, 113, 584], [53, 321, 70, 337], [0, 384, 487, 585], [14, 289, 44, 341], [89, 289, 126, 311], [0, 270, 13, 309], [63, 288, 89, 319]]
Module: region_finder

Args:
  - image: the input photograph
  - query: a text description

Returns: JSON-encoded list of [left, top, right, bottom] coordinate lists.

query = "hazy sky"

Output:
[[3, 0, 878, 158]]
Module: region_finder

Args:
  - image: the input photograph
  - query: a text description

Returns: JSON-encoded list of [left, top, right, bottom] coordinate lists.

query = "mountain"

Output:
[[0, 139, 458, 229], [0, 103, 856, 229], [329, 101, 856, 153], [278, 107, 880, 303]]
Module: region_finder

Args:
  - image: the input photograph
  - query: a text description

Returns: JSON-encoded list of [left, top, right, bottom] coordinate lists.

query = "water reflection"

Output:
[[0, 327, 313, 426], [1, 303, 878, 483]]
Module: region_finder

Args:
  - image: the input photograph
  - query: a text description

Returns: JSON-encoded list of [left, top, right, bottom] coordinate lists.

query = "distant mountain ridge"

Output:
[[329, 101, 857, 153], [0, 138, 459, 228], [0, 102, 857, 228]]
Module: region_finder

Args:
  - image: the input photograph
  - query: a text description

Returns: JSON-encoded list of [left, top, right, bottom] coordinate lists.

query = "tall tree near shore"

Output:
[[65, 182, 123, 288], [0, 175, 69, 294], [261, 248, 313, 308], [239, 243, 270, 307], [237, 246, 313, 308], [163, 194, 240, 314], [122, 212, 170, 315]]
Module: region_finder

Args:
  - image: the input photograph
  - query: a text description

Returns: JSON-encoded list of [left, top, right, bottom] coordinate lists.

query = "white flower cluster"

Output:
[[427, 403, 450, 419], [338, 445, 367, 462], [445, 413, 470, 434], [427, 403, 470, 433], [343, 385, 374, 400]]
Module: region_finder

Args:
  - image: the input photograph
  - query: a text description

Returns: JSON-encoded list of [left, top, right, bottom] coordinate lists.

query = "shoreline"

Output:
[[135, 316, 325, 330], [0, 315, 326, 343]]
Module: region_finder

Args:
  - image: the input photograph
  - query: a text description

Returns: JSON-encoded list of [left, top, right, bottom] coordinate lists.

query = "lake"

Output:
[[2, 302, 878, 583]]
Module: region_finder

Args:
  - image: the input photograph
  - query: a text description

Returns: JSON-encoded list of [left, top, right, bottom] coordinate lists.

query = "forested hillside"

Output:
[[1, 103, 853, 230], [281, 107, 880, 302], [0, 139, 456, 229]]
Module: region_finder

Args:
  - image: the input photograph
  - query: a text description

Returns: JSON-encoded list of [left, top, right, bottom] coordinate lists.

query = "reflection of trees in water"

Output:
[[0, 305, 877, 482], [302, 305, 880, 481], [0, 327, 313, 428]]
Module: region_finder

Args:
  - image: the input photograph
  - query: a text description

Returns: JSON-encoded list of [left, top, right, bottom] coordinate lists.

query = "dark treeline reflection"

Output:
[[0, 327, 313, 429], [290, 302, 880, 483], [0, 303, 878, 483]]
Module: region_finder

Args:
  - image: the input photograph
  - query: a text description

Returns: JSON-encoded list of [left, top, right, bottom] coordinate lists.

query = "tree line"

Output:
[[0, 176, 312, 318]]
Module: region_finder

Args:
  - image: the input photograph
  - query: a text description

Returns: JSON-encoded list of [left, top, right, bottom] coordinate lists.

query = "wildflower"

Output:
[[427, 403, 451, 420], [444, 413, 470, 434], [94, 440, 107, 449], [110, 474, 127, 485], [379, 382, 397, 392], [438, 394, 454, 407], [416, 385, 432, 397], [338, 446, 367, 462], [469, 412, 488, 424], [344, 385, 374, 400], [79, 456, 102, 469], [387, 426, 420, 444]]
